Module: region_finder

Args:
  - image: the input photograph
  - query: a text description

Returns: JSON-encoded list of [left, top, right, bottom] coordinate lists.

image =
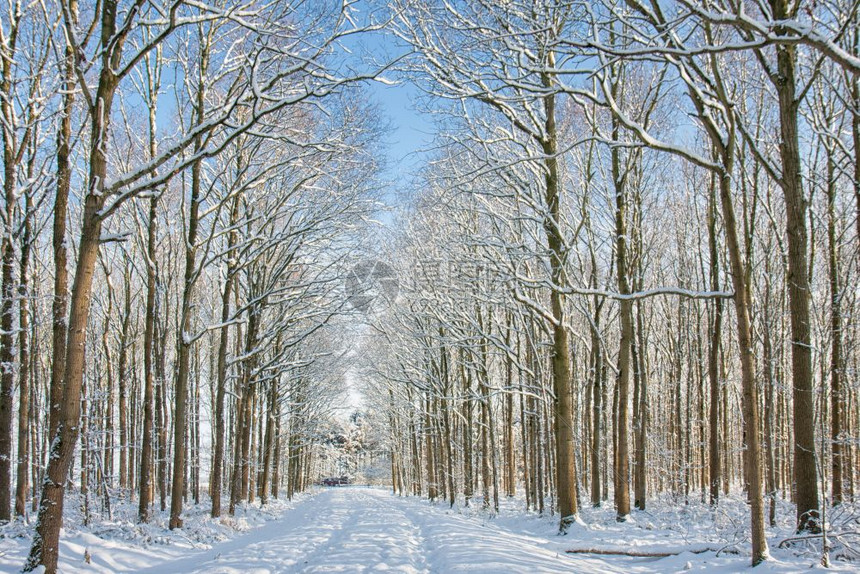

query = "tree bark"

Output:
[[504, 320, 515, 498], [0, 10, 21, 522], [707, 180, 723, 506], [138, 195, 158, 522], [156, 324, 168, 512], [169, 30, 209, 528], [541, 53, 578, 531], [768, 0, 820, 532], [718, 169, 769, 565], [25, 2, 124, 566], [611, 131, 633, 521], [210, 198, 237, 516], [825, 150, 844, 505], [15, 184, 33, 518], [462, 357, 473, 504], [633, 299, 647, 510], [118, 264, 132, 491], [48, 0, 77, 451], [424, 393, 437, 501]]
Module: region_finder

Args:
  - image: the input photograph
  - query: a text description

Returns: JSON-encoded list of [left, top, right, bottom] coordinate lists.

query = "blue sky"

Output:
[[341, 6, 437, 208], [369, 79, 433, 179]]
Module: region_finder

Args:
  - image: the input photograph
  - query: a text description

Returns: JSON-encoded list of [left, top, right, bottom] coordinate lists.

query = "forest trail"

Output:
[[133, 488, 617, 574]]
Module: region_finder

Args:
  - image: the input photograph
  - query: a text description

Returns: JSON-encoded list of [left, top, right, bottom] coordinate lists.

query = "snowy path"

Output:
[[2, 488, 842, 572], [132, 487, 613, 574]]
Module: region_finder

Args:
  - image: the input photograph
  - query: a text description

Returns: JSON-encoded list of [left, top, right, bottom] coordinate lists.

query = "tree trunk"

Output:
[[589, 298, 603, 507], [541, 55, 578, 531], [272, 415, 281, 499], [137, 44, 163, 521], [118, 264, 131, 491], [210, 230, 236, 516], [15, 188, 33, 518], [101, 280, 115, 493], [424, 393, 437, 501], [230, 388, 246, 514], [768, 2, 820, 531], [634, 300, 648, 510], [25, 6, 123, 564], [440, 344, 455, 507], [156, 327, 168, 512], [707, 181, 723, 506], [241, 310, 260, 503], [504, 319, 515, 498], [826, 150, 844, 505], [260, 374, 278, 505], [461, 356, 473, 503], [168, 171, 198, 528], [27, 163, 103, 568], [192, 348, 201, 504], [138, 195, 158, 522], [517, 339, 531, 509], [718, 169, 768, 565], [763, 268, 777, 525], [0, 33, 19, 525], [611, 136, 633, 521], [48, 0, 78, 450], [480, 373, 491, 510], [169, 29, 210, 528]]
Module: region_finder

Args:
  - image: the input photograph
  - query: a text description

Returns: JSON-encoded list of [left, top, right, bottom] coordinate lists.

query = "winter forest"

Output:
[[0, 0, 859, 572]]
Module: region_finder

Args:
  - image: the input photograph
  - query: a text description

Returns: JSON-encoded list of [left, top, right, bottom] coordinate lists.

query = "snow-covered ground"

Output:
[[1, 487, 856, 572]]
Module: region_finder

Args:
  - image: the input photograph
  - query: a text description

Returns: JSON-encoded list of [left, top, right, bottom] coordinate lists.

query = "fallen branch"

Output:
[[778, 530, 860, 549], [566, 546, 718, 558]]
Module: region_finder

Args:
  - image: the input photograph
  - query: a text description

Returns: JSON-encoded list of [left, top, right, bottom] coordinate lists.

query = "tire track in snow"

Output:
[[134, 490, 354, 573], [298, 489, 429, 573], [362, 489, 624, 574], [134, 488, 624, 573]]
